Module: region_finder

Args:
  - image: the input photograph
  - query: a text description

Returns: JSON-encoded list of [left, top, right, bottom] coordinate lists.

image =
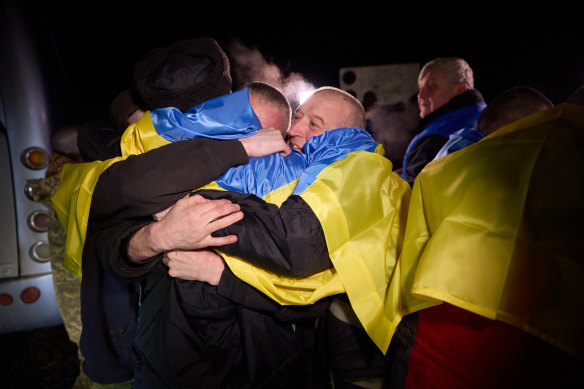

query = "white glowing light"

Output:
[[298, 90, 315, 105]]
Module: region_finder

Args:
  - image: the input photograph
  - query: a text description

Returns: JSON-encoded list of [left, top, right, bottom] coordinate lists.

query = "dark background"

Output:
[[25, 4, 584, 130]]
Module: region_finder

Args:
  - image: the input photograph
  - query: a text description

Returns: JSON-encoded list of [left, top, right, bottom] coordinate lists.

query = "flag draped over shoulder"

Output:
[[395, 103, 584, 359], [52, 88, 261, 278], [52, 158, 123, 278], [221, 129, 412, 353]]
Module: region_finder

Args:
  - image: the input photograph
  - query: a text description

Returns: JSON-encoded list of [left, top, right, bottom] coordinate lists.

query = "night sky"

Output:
[[12, 2, 584, 129]]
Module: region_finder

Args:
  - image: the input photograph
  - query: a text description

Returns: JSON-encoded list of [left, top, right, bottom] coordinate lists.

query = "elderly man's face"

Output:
[[417, 66, 467, 119], [287, 92, 350, 152]]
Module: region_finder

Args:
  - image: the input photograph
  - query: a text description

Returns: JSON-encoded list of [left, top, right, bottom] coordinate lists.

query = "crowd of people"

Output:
[[37, 37, 584, 389]]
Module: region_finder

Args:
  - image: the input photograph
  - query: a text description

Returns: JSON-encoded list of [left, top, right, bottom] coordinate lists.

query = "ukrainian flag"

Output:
[[395, 102, 584, 359]]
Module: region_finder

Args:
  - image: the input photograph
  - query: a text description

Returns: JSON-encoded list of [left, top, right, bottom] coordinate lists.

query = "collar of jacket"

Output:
[[418, 89, 485, 129]]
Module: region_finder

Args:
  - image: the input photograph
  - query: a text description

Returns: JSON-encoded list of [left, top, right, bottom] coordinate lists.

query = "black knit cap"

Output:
[[133, 37, 232, 113]]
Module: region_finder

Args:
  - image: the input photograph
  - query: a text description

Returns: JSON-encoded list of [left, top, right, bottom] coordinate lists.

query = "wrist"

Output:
[[208, 261, 225, 286], [237, 137, 251, 156], [145, 221, 168, 254]]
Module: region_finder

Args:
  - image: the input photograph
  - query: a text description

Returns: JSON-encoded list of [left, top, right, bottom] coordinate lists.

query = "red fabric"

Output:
[[404, 303, 581, 389]]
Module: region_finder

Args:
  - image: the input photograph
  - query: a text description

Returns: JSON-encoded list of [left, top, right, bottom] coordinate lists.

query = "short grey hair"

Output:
[[419, 57, 475, 89]]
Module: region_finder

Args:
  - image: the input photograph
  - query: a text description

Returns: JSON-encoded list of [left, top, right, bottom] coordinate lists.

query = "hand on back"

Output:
[[150, 194, 242, 252]]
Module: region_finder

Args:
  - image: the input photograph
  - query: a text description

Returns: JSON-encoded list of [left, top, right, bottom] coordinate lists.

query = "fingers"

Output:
[[208, 210, 243, 231], [202, 211, 242, 247], [179, 193, 212, 207], [239, 128, 289, 158], [208, 234, 238, 247], [164, 249, 225, 284], [189, 194, 209, 204], [154, 195, 242, 251], [280, 144, 292, 157], [179, 196, 241, 223]]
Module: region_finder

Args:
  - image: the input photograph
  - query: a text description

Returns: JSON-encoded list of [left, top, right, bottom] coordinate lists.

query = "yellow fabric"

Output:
[[396, 103, 584, 358], [221, 150, 411, 352], [218, 178, 344, 305], [119, 112, 170, 157], [52, 158, 123, 278], [52, 113, 158, 279]]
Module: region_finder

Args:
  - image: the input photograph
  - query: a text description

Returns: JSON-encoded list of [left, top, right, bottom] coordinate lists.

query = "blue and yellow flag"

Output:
[[395, 103, 584, 359]]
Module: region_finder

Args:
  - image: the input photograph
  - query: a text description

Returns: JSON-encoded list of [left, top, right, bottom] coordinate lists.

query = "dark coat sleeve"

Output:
[[403, 135, 447, 186], [87, 138, 249, 280], [217, 266, 330, 320], [91, 137, 249, 221], [196, 189, 332, 278]]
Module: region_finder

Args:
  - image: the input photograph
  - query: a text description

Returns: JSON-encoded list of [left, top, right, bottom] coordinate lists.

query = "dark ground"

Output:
[[0, 325, 80, 389]]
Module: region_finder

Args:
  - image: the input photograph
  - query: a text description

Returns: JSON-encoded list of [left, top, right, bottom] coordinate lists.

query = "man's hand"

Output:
[[153, 203, 174, 221], [163, 249, 225, 285], [128, 194, 242, 262], [239, 128, 291, 157]]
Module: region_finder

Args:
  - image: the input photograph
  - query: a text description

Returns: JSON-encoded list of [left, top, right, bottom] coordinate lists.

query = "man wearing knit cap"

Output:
[[133, 37, 232, 113]]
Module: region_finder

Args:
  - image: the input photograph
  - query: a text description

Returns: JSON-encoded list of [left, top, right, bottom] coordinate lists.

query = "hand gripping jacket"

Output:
[[394, 102, 584, 359], [53, 88, 412, 353]]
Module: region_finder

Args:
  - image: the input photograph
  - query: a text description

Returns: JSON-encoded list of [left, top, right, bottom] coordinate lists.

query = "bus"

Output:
[[0, 1, 64, 333]]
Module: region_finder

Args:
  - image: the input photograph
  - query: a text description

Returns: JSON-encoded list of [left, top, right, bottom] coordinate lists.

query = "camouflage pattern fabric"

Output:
[[27, 153, 93, 388]]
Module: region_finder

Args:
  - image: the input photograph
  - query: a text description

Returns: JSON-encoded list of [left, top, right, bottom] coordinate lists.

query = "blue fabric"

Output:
[[150, 88, 261, 142], [433, 127, 485, 160], [293, 127, 379, 195], [217, 127, 378, 198], [216, 151, 307, 198], [151, 89, 380, 199], [401, 102, 486, 180]]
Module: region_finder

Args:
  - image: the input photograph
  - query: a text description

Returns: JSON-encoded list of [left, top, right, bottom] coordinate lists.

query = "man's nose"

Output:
[[288, 121, 303, 137]]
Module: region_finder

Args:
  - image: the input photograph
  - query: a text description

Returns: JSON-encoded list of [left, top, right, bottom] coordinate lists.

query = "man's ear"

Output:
[[457, 82, 469, 94]]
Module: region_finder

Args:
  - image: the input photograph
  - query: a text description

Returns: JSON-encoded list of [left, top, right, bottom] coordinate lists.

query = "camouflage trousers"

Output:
[[28, 175, 93, 388]]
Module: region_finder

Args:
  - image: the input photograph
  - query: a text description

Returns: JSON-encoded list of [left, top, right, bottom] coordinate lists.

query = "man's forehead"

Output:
[[302, 92, 342, 109], [298, 96, 333, 119], [303, 93, 352, 130], [419, 66, 445, 83]]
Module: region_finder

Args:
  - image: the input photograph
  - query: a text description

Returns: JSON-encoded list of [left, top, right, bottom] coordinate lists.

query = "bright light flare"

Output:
[[298, 90, 315, 105]]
